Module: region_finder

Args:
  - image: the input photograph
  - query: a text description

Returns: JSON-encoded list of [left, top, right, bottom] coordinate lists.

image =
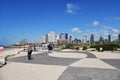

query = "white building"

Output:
[[69, 36, 72, 43], [56, 35, 60, 41], [48, 31, 56, 43], [40, 35, 46, 43], [83, 35, 87, 43]]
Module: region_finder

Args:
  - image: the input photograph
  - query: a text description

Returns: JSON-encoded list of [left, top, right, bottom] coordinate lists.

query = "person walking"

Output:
[[27, 45, 33, 60], [47, 44, 53, 53], [47, 44, 51, 53]]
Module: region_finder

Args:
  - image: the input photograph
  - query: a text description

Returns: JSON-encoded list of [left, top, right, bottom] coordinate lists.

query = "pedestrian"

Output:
[[47, 44, 51, 53], [27, 45, 33, 60]]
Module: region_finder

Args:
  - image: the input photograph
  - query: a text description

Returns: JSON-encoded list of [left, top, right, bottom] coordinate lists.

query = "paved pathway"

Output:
[[0, 50, 120, 80]]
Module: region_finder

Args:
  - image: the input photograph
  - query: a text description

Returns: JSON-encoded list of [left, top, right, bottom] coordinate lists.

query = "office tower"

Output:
[[108, 35, 111, 42], [59, 32, 68, 45], [105, 39, 108, 42], [45, 34, 48, 43], [60, 33, 68, 40], [90, 34, 94, 43], [99, 36, 104, 43], [118, 34, 120, 42], [47, 31, 56, 43], [73, 38, 81, 44], [69, 36, 72, 43]]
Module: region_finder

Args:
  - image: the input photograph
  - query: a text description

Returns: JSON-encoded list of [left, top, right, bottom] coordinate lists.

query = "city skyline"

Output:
[[40, 31, 120, 44], [1, 0, 120, 45]]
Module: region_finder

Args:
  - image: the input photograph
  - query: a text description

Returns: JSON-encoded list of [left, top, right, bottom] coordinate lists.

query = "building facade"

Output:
[[118, 34, 120, 42], [83, 35, 87, 43], [90, 34, 94, 44], [108, 35, 111, 42], [69, 36, 72, 44], [60, 33, 68, 40], [47, 31, 56, 43]]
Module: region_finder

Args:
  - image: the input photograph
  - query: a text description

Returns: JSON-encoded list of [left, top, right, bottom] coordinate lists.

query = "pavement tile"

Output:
[[58, 67, 120, 80], [70, 58, 117, 69], [0, 62, 67, 80]]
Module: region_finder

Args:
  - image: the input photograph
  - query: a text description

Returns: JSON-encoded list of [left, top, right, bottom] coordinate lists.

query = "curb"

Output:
[[0, 50, 22, 68]]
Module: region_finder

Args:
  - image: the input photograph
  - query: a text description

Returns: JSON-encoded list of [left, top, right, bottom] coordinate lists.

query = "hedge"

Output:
[[61, 44, 74, 49], [82, 46, 87, 50], [90, 43, 120, 51]]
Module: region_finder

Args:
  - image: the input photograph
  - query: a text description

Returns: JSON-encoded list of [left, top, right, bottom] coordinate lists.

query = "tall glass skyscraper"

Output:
[[90, 34, 94, 43], [60, 33, 68, 40], [108, 35, 111, 42], [118, 34, 120, 42]]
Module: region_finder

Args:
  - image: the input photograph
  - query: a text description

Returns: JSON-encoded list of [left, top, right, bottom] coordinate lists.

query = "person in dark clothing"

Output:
[[27, 45, 33, 60], [47, 44, 53, 53], [33, 44, 36, 51], [47, 44, 51, 53]]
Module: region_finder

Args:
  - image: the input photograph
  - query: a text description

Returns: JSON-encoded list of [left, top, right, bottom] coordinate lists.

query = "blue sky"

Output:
[[0, 0, 120, 45]]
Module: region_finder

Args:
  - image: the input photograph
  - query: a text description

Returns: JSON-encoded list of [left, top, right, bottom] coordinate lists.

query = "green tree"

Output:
[[82, 46, 87, 50]]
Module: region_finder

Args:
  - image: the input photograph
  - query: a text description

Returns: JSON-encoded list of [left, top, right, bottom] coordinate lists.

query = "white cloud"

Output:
[[102, 25, 120, 33], [66, 3, 79, 14], [91, 30, 99, 35], [72, 27, 82, 33], [102, 26, 112, 29], [112, 29, 120, 33], [100, 29, 109, 36], [112, 33, 118, 37], [114, 17, 120, 20], [104, 16, 120, 21], [112, 33, 118, 40], [85, 29, 99, 35], [92, 20, 99, 27]]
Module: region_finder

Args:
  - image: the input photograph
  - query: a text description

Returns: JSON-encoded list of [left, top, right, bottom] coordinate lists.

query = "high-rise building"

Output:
[[59, 33, 68, 45], [40, 36, 46, 43], [60, 33, 68, 40], [118, 34, 120, 42], [90, 34, 94, 44], [83, 35, 87, 43], [56, 35, 60, 40], [69, 36, 72, 43], [73, 38, 81, 44], [99, 36, 104, 43], [104, 39, 108, 42], [45, 34, 48, 43], [47, 31, 56, 43], [108, 35, 111, 42]]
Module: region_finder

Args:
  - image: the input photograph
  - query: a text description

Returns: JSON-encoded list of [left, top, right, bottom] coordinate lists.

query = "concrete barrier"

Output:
[[0, 48, 23, 68]]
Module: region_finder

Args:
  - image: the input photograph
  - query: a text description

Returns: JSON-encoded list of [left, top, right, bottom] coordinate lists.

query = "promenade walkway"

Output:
[[0, 49, 120, 80]]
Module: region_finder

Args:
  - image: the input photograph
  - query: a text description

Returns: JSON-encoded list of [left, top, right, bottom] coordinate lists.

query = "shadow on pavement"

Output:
[[58, 67, 120, 80], [8, 52, 80, 66], [101, 59, 120, 69]]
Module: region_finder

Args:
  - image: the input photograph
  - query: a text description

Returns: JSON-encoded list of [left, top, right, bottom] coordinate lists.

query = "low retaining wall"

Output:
[[0, 48, 23, 68]]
